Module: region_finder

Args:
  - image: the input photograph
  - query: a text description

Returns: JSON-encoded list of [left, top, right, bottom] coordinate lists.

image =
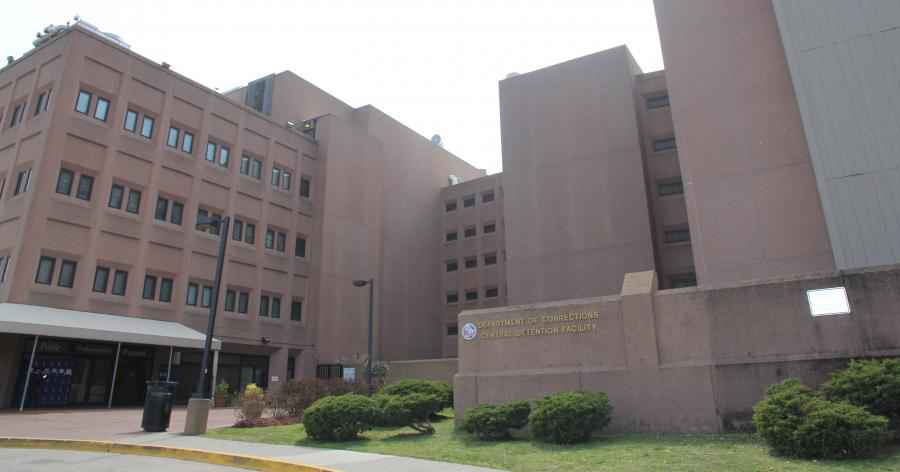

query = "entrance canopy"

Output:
[[0, 303, 221, 350]]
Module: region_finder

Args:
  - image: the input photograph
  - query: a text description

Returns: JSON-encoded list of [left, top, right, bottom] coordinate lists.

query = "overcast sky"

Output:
[[5, 1, 663, 173]]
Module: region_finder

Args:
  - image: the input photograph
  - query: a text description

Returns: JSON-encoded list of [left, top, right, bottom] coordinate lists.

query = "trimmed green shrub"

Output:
[[821, 359, 900, 428], [380, 380, 453, 409], [752, 379, 816, 456], [302, 394, 378, 441], [462, 400, 531, 440], [529, 391, 612, 444], [270, 379, 368, 418], [376, 393, 444, 434]]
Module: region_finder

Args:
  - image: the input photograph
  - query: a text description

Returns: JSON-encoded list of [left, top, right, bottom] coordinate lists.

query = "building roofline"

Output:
[[499, 44, 635, 84]]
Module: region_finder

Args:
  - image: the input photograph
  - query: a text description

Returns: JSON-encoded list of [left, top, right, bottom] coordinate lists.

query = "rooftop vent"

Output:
[[431, 134, 443, 147]]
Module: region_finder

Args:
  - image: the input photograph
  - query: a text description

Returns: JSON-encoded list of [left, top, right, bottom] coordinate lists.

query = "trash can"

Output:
[[141, 381, 177, 432]]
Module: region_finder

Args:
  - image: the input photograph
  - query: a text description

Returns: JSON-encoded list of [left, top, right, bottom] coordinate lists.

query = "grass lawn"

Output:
[[207, 411, 900, 472]]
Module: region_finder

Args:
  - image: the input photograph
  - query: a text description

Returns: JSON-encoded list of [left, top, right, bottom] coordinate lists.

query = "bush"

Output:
[[302, 394, 378, 441], [237, 383, 266, 421], [462, 401, 531, 440], [375, 393, 444, 434], [380, 380, 453, 409], [821, 359, 900, 428], [269, 379, 369, 418], [529, 391, 612, 444], [753, 378, 889, 459]]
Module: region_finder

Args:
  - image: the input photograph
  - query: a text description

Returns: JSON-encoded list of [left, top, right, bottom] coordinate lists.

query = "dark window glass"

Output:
[[265, 229, 275, 249], [484, 253, 498, 266], [288, 356, 296, 380], [159, 278, 173, 302], [166, 126, 179, 148], [466, 290, 478, 301], [259, 295, 270, 317], [94, 97, 110, 121], [670, 272, 697, 288], [224, 289, 236, 312], [483, 223, 496, 234], [108, 184, 124, 209], [447, 325, 458, 336], [239, 156, 250, 174], [245, 223, 256, 244], [653, 137, 677, 152], [276, 232, 286, 252], [445, 201, 457, 212], [482, 191, 495, 203], [464, 226, 477, 238], [93, 266, 109, 293], [446, 292, 458, 304], [647, 94, 670, 110], [295, 237, 306, 258], [34, 92, 47, 115], [140, 115, 154, 139], [445, 231, 458, 242], [446, 260, 458, 272], [111, 270, 128, 296], [142, 275, 157, 300], [206, 142, 217, 162], [196, 209, 208, 231], [465, 257, 477, 269], [186, 282, 199, 306], [76, 175, 93, 201], [233, 220, 244, 241], [657, 179, 684, 196], [14, 168, 31, 195], [271, 167, 281, 186], [300, 176, 311, 198], [238, 292, 249, 314], [155, 197, 169, 221], [171, 202, 184, 225], [8, 104, 22, 128], [58, 260, 77, 288], [35, 256, 55, 285], [201, 285, 212, 308], [124, 110, 138, 132], [75, 90, 92, 114], [271, 297, 281, 319], [126, 189, 141, 214], [56, 168, 74, 195], [182, 132, 194, 154], [486, 287, 499, 298], [463, 195, 475, 207], [291, 300, 302, 321], [250, 159, 262, 178], [664, 228, 691, 244]]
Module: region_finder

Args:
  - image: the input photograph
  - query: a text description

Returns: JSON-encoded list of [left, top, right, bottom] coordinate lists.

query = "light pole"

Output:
[[352, 278, 374, 393], [185, 214, 229, 435]]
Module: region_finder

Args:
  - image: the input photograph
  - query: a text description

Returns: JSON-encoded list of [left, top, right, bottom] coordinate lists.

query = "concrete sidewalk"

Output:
[[121, 433, 502, 472]]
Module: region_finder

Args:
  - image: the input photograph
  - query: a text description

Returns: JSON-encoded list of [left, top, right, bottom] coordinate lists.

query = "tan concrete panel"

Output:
[[112, 152, 152, 187], [126, 78, 164, 114], [13, 70, 35, 98], [82, 57, 122, 96], [170, 96, 203, 131]]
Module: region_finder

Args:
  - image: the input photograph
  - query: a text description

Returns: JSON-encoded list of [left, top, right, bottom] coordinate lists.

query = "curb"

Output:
[[0, 437, 340, 472]]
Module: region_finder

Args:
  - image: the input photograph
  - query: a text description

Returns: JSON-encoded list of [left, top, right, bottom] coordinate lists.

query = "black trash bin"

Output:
[[141, 381, 177, 432]]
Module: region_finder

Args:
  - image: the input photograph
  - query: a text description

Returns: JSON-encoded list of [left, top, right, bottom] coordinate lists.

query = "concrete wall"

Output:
[[499, 46, 656, 305], [772, 1, 900, 271], [653, 0, 835, 286], [456, 265, 900, 432], [385, 358, 457, 386]]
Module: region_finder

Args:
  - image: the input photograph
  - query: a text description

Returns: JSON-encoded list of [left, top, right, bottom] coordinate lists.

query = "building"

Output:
[[0, 22, 482, 409]]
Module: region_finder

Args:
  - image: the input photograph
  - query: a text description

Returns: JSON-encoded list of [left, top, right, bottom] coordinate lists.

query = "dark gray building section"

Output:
[[773, 0, 900, 270]]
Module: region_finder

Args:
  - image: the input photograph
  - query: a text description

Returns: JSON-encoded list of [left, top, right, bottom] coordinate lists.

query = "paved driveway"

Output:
[[1, 448, 247, 471]]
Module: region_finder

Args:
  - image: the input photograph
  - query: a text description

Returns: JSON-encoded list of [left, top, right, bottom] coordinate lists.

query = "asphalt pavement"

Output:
[[0, 448, 248, 472]]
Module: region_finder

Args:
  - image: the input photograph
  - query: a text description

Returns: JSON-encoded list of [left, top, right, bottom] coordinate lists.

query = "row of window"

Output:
[[35, 254, 303, 320], [445, 189, 495, 212], [446, 286, 500, 304], [446, 252, 498, 272], [646, 93, 670, 110], [4, 88, 53, 130], [77, 89, 313, 198], [445, 222, 496, 242], [653, 137, 677, 153]]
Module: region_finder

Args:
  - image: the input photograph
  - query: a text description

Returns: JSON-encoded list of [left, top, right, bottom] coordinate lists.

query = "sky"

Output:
[[4, 1, 663, 174]]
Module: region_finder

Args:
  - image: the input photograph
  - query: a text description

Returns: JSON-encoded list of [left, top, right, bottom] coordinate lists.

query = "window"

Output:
[[166, 126, 179, 148], [291, 299, 303, 321], [186, 282, 199, 306], [171, 201, 184, 225], [182, 132, 194, 154], [445, 200, 457, 212], [483, 222, 496, 234], [669, 272, 697, 289], [76, 175, 93, 201], [94, 97, 110, 122], [8, 103, 23, 128], [154, 197, 168, 221], [218, 145, 229, 166], [445, 231, 458, 242], [463, 195, 475, 208], [300, 176, 311, 198], [271, 167, 280, 187], [446, 291, 458, 304], [56, 168, 74, 195], [485, 287, 499, 298], [288, 356, 296, 380], [159, 277, 173, 303], [465, 289, 478, 301], [57, 259, 77, 288], [266, 228, 286, 252], [464, 257, 477, 269], [484, 252, 498, 266], [35, 256, 55, 285], [126, 188, 141, 214], [653, 137, 677, 152], [207, 142, 229, 167], [201, 285, 213, 308], [664, 228, 691, 244], [34, 90, 51, 116], [232, 219, 243, 241], [272, 166, 291, 190], [447, 325, 458, 336], [232, 218, 256, 244], [14, 168, 31, 196], [123, 110, 138, 132], [75, 90, 92, 114], [224, 289, 236, 312], [240, 154, 261, 177], [153, 196, 184, 225], [0, 255, 9, 284], [206, 143, 217, 162], [295, 237, 307, 258], [658, 178, 684, 196], [196, 208, 223, 235], [271, 296, 281, 319], [108, 184, 125, 209], [259, 295, 270, 317], [142, 275, 157, 300], [111, 269, 128, 296], [446, 260, 458, 272], [238, 291, 249, 314], [245, 223, 256, 244], [140, 115, 155, 139], [464, 226, 477, 238], [0, 174, 6, 199], [93, 266, 110, 293], [646, 94, 670, 110], [482, 190, 495, 203]]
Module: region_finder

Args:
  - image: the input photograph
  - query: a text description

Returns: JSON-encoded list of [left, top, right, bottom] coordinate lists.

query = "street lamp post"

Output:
[[352, 278, 374, 393], [185, 214, 230, 435]]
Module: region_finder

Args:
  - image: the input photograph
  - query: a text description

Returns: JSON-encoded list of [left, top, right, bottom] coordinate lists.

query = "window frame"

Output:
[[93, 266, 110, 293], [140, 115, 155, 139], [56, 168, 74, 196], [123, 109, 138, 132], [75, 174, 94, 201], [57, 259, 77, 288], [93, 97, 110, 122], [142, 274, 158, 300], [111, 269, 128, 296], [35, 256, 56, 285], [75, 90, 92, 115], [166, 126, 180, 148]]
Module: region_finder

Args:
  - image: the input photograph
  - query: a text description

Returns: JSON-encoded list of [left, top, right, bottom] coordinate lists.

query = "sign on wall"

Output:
[[462, 311, 600, 341]]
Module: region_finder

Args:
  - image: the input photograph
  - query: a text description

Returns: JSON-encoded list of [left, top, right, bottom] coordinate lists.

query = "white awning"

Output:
[[0, 303, 221, 350]]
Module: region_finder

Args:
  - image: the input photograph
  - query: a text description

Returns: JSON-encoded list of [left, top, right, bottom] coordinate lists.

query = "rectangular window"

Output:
[[238, 291, 249, 314], [464, 257, 477, 269], [35, 256, 55, 285], [646, 94, 670, 110], [201, 285, 212, 308], [140, 115, 155, 139], [295, 237, 307, 258], [259, 295, 270, 317], [483, 222, 496, 234], [446, 260, 458, 272], [94, 97, 110, 122], [171, 202, 184, 225], [250, 159, 262, 178], [182, 132, 194, 154], [482, 190, 495, 203], [271, 297, 281, 319], [291, 300, 303, 321], [34, 91, 49, 116], [159, 277, 173, 302], [653, 137, 677, 152], [464, 226, 477, 238], [154, 197, 169, 221], [218, 145, 229, 167], [276, 232, 286, 252], [0, 256, 8, 284], [93, 266, 110, 293], [124, 109, 138, 132], [445, 231, 458, 242], [664, 228, 691, 244], [446, 291, 458, 304], [206, 143, 217, 162], [657, 178, 684, 196], [111, 270, 128, 296], [126, 189, 141, 214], [265, 229, 275, 250], [245, 223, 256, 244], [239, 155, 250, 174], [670, 273, 697, 289], [465, 290, 478, 301], [447, 325, 459, 336], [271, 167, 281, 187], [75, 90, 92, 114], [445, 201, 457, 212], [300, 176, 311, 198], [233, 219, 244, 241], [484, 253, 498, 266], [58, 259, 77, 288], [56, 168, 74, 195], [282, 171, 291, 190], [76, 175, 94, 201], [142, 275, 157, 300], [8, 104, 23, 128], [224, 289, 236, 312], [166, 126, 179, 148], [14, 168, 31, 196], [485, 287, 499, 298], [463, 195, 475, 208], [186, 282, 199, 306], [108, 184, 124, 209]]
